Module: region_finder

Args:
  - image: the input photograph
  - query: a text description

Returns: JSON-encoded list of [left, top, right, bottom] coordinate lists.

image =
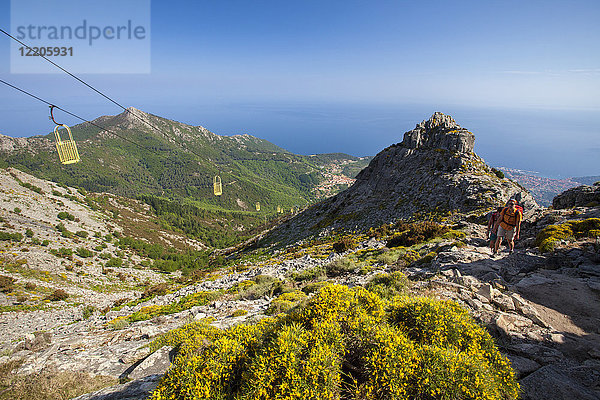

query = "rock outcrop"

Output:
[[266, 112, 538, 244], [553, 182, 600, 209]]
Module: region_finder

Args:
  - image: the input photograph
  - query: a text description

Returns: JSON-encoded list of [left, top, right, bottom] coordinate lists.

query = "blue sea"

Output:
[[174, 101, 599, 179]]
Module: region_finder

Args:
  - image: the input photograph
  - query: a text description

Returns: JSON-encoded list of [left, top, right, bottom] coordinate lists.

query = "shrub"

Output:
[[235, 275, 281, 300], [291, 266, 326, 282], [46, 289, 69, 301], [535, 218, 600, 252], [302, 280, 330, 294], [105, 257, 123, 268], [141, 283, 170, 299], [57, 211, 75, 221], [25, 282, 36, 291], [19, 181, 43, 194], [149, 284, 518, 400], [25, 229, 34, 238], [82, 305, 96, 320], [366, 271, 411, 299], [491, 168, 505, 179], [230, 309, 248, 317], [265, 290, 307, 315], [332, 236, 356, 253], [326, 257, 356, 277], [0, 275, 16, 293], [388, 221, 449, 248], [13, 207, 21, 214], [76, 247, 94, 258], [0, 232, 23, 242], [50, 247, 73, 259], [41, 239, 50, 246], [75, 230, 89, 238], [109, 290, 221, 326]]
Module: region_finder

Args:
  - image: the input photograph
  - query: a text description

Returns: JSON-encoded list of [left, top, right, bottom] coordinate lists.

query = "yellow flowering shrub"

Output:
[[150, 284, 518, 400], [265, 290, 308, 315], [536, 218, 600, 252]]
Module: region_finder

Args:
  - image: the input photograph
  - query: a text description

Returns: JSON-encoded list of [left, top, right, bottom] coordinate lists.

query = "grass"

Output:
[[0, 360, 116, 400]]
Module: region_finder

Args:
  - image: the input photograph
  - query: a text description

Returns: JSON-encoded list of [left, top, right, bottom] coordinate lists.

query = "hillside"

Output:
[[0, 108, 369, 248], [1, 166, 599, 400]]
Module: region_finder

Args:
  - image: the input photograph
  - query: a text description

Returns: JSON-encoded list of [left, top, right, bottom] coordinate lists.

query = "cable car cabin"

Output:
[[54, 124, 80, 165], [213, 175, 222, 196], [255, 202, 260, 212]]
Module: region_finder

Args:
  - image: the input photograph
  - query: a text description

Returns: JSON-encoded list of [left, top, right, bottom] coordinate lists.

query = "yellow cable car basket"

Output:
[[213, 175, 222, 196], [255, 202, 261, 212], [54, 124, 80, 165]]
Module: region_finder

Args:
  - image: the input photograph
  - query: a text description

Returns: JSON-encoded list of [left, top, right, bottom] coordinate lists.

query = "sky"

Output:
[[0, 0, 599, 178]]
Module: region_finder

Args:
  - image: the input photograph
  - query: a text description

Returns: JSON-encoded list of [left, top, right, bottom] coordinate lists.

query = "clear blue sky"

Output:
[[0, 0, 599, 177]]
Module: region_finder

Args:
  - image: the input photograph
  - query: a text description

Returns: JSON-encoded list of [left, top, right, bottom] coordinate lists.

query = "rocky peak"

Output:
[[265, 113, 539, 244], [402, 112, 474, 154]]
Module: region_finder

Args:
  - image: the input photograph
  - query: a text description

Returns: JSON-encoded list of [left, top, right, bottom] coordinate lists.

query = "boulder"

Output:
[[553, 183, 600, 209]]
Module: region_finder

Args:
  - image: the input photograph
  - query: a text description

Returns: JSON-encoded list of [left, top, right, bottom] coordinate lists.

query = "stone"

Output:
[[477, 284, 497, 301], [126, 346, 174, 381], [515, 274, 555, 289], [519, 363, 600, 400], [495, 313, 533, 335], [492, 294, 516, 311], [578, 264, 600, 278], [553, 183, 600, 209], [511, 343, 564, 364], [505, 354, 540, 378], [71, 374, 162, 400], [458, 275, 480, 289]]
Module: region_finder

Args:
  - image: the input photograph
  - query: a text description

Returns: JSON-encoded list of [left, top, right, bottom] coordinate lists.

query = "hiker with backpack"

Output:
[[487, 207, 503, 255], [493, 199, 522, 255]]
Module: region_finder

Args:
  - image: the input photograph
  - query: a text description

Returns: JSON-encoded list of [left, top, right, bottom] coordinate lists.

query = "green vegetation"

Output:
[[57, 212, 75, 221], [0, 275, 16, 293], [265, 290, 307, 315], [535, 218, 600, 253], [76, 247, 94, 258], [332, 236, 356, 253], [46, 289, 69, 301], [50, 247, 73, 259], [108, 290, 222, 327], [0, 232, 23, 242], [150, 284, 518, 400], [118, 236, 215, 274], [1, 112, 372, 250], [491, 168, 505, 179], [25, 229, 34, 238], [365, 271, 411, 299], [387, 221, 449, 248], [18, 181, 43, 194], [325, 256, 357, 276]]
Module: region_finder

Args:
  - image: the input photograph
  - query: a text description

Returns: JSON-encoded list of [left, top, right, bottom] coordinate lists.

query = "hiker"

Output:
[[494, 199, 522, 254], [487, 207, 503, 255]]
